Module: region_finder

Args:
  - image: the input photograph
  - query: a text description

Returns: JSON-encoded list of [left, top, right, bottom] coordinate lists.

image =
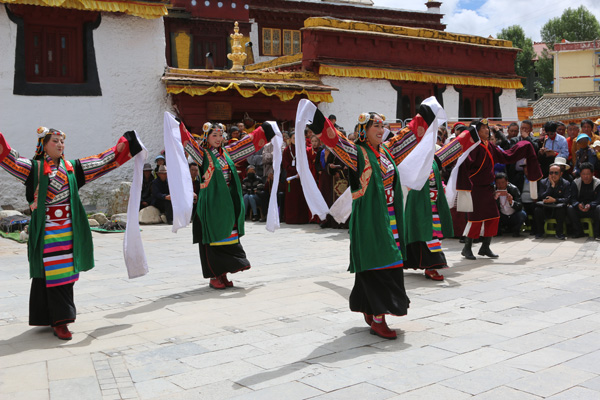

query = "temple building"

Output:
[[163, 0, 522, 133]]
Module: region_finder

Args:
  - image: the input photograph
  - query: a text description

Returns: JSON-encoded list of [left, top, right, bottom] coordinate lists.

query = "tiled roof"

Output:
[[532, 93, 600, 118]]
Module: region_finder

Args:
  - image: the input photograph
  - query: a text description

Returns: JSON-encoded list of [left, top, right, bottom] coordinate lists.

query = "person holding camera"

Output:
[[494, 172, 526, 237]]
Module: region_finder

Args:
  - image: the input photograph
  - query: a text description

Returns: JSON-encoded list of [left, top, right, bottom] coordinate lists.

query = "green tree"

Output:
[[541, 6, 600, 49], [497, 25, 534, 97], [534, 48, 554, 97]]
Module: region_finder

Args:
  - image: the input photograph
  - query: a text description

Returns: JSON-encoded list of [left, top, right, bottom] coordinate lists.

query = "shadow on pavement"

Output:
[[314, 281, 351, 299], [0, 323, 131, 355], [105, 285, 259, 320], [234, 328, 410, 389]]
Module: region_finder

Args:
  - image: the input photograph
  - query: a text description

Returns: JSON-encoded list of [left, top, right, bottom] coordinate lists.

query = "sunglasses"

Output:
[[549, 171, 560, 175]]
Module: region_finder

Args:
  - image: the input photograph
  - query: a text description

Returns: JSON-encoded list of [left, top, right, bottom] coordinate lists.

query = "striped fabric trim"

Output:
[[210, 230, 240, 246], [227, 134, 256, 164], [436, 140, 462, 169], [426, 239, 443, 253], [79, 148, 120, 184], [372, 259, 404, 270], [325, 130, 358, 172], [43, 219, 79, 287], [0, 149, 32, 184], [386, 126, 417, 165], [388, 205, 399, 242]]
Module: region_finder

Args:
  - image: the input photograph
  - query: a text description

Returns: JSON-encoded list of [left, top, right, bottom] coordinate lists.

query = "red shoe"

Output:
[[424, 269, 444, 281], [220, 274, 233, 287], [53, 324, 72, 340], [363, 313, 373, 327], [370, 316, 397, 340], [209, 277, 226, 290]]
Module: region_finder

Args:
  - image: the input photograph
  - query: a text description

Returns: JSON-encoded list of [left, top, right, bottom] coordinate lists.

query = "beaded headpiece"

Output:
[[356, 112, 385, 142], [34, 126, 66, 159], [198, 122, 226, 147]]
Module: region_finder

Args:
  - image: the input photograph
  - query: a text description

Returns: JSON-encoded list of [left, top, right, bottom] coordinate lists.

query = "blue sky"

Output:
[[371, 0, 600, 42]]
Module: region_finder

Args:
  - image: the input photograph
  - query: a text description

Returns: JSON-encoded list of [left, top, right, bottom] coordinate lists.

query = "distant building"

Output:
[[0, 0, 169, 210], [552, 40, 600, 94]]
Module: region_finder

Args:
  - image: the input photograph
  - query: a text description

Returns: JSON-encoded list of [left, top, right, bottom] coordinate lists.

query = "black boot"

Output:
[[478, 236, 499, 258], [461, 238, 476, 260]]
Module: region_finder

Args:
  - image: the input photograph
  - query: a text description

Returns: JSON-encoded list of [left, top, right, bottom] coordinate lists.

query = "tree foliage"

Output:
[[541, 6, 600, 48], [534, 48, 554, 97], [498, 25, 534, 97]]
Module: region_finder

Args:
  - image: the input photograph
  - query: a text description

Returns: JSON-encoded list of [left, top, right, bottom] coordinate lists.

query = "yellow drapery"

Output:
[[166, 82, 334, 103], [2, 0, 168, 19], [319, 64, 523, 90]]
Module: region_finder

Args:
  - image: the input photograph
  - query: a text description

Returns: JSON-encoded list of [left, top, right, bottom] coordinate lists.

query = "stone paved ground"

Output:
[[2, 222, 600, 399]]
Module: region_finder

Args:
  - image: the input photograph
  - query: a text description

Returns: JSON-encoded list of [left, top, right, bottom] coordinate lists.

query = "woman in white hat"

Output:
[[0, 127, 143, 340]]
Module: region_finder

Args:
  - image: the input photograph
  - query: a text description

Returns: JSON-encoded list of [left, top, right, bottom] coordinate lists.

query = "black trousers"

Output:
[[153, 198, 173, 224], [29, 278, 76, 327], [567, 205, 600, 236], [534, 205, 566, 235]]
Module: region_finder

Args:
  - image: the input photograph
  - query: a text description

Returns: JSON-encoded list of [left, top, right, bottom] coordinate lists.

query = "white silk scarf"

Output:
[[294, 99, 330, 220], [124, 131, 149, 279], [163, 111, 194, 233], [265, 122, 283, 232]]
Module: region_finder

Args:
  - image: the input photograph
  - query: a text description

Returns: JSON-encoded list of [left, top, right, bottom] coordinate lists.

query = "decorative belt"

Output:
[[46, 204, 72, 224], [430, 189, 438, 202], [385, 187, 394, 205]]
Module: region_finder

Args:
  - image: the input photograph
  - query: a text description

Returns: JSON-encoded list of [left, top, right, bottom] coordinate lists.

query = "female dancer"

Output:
[[307, 104, 478, 338], [174, 119, 277, 289], [0, 127, 142, 340]]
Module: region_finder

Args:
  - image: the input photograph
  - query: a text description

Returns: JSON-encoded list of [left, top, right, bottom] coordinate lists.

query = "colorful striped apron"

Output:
[[43, 204, 79, 287], [426, 189, 443, 253]]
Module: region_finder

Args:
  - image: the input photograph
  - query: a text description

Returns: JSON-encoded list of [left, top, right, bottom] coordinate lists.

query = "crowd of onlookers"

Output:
[[449, 118, 600, 241], [140, 114, 600, 240]]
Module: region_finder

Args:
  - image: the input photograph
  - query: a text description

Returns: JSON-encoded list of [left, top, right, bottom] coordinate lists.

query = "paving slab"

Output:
[[2, 224, 600, 399]]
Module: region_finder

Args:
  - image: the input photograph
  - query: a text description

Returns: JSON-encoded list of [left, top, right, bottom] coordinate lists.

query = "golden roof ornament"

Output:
[[228, 22, 247, 72]]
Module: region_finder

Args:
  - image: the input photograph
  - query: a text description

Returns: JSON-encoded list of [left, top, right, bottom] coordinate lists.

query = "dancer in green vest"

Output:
[[0, 127, 143, 340], [305, 101, 477, 338], [172, 119, 277, 290]]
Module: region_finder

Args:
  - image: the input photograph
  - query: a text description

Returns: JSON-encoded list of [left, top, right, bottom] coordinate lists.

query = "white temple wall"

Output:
[[317, 76, 398, 134], [0, 10, 170, 211]]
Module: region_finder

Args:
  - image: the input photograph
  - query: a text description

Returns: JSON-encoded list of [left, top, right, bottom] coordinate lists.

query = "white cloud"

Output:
[[372, 0, 600, 42]]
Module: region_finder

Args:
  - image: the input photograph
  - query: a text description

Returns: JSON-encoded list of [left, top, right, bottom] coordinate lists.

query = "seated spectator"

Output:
[[574, 134, 597, 177], [534, 163, 571, 240], [495, 172, 526, 237], [552, 156, 573, 182], [242, 165, 262, 221], [154, 154, 165, 178], [151, 165, 173, 224], [228, 126, 241, 145], [140, 163, 153, 209], [567, 162, 600, 239]]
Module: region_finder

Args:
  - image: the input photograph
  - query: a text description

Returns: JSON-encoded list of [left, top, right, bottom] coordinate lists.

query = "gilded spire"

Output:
[[228, 22, 247, 72]]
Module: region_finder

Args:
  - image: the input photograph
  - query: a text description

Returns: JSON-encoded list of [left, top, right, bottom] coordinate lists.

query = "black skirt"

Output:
[[193, 214, 251, 279], [349, 268, 410, 317], [29, 278, 76, 327], [404, 242, 448, 270]]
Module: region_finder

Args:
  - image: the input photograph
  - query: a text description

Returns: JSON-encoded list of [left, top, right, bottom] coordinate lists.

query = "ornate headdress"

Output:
[[198, 122, 226, 147], [34, 126, 66, 159], [356, 112, 385, 142]]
